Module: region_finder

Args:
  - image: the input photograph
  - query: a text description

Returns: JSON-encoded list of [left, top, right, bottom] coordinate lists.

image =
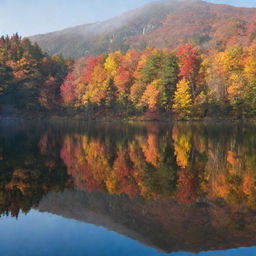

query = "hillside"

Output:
[[30, 0, 256, 58]]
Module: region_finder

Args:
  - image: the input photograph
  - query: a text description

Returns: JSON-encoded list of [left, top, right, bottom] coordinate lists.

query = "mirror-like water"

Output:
[[1, 120, 256, 255]]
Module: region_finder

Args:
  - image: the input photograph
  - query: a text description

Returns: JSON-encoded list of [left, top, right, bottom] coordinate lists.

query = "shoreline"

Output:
[[1, 114, 256, 124]]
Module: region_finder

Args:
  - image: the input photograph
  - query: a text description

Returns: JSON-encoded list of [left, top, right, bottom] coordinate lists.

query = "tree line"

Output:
[[61, 43, 256, 119], [2, 34, 256, 119]]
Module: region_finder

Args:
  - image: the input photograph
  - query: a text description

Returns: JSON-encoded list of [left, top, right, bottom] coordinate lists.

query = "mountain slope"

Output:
[[30, 0, 256, 58]]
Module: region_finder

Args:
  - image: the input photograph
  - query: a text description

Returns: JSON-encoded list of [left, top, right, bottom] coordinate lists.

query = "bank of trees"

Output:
[[60, 42, 256, 119], [0, 34, 70, 111], [2, 34, 256, 119]]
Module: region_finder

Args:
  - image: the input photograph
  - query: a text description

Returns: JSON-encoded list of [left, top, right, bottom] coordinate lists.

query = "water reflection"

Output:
[[1, 121, 256, 254]]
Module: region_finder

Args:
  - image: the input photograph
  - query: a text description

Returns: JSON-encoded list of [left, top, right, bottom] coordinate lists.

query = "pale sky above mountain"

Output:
[[1, 0, 255, 37], [206, 0, 256, 6]]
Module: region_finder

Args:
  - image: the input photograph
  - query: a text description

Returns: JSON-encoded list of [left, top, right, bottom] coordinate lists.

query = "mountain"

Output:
[[30, 0, 256, 58]]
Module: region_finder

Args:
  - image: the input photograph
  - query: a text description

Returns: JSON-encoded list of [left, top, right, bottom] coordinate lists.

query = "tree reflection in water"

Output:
[[1, 121, 256, 253]]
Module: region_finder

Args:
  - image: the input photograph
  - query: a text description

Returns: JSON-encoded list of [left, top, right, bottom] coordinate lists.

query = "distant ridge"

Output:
[[30, 0, 256, 58]]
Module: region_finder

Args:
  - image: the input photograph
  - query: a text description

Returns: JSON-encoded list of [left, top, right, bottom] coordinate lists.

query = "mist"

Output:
[[1, 0, 255, 37]]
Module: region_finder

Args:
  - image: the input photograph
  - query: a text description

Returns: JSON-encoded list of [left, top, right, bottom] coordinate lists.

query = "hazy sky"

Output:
[[1, 0, 255, 37]]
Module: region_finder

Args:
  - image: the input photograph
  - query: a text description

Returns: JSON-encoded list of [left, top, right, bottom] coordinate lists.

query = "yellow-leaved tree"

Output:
[[173, 79, 193, 119], [104, 51, 121, 77]]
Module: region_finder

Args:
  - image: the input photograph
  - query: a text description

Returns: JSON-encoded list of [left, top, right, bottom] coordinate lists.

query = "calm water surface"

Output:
[[1, 120, 256, 256]]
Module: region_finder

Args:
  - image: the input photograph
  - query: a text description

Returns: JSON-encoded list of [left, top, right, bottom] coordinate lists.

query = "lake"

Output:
[[1, 120, 256, 256]]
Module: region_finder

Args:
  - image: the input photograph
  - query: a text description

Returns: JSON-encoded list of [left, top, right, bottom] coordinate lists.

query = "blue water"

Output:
[[0, 210, 255, 256]]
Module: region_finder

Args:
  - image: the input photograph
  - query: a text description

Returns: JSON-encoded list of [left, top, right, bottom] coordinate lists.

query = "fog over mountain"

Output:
[[2, 0, 255, 37], [30, 0, 256, 58]]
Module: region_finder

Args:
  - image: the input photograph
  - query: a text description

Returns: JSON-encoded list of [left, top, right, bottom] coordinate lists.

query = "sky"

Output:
[[1, 0, 256, 37]]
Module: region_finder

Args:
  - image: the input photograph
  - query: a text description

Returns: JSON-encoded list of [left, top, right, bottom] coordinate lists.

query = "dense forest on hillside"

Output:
[[2, 34, 256, 119]]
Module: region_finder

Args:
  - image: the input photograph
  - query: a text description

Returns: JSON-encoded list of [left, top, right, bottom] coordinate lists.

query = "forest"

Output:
[[1, 34, 256, 119], [0, 34, 71, 113]]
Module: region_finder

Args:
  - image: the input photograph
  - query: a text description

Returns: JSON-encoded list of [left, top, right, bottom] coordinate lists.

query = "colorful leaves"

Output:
[[173, 79, 193, 119], [0, 34, 69, 110], [141, 79, 162, 111], [59, 47, 180, 113]]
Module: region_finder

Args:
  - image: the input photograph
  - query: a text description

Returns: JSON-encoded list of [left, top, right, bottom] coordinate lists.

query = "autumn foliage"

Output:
[[2, 34, 256, 119], [0, 34, 70, 111], [58, 41, 256, 119]]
